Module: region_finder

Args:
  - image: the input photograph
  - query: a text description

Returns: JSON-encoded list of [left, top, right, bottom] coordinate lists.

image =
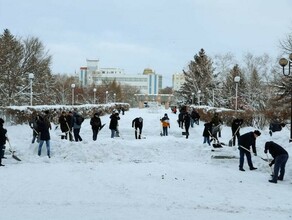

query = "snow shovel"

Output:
[[99, 123, 106, 131], [238, 145, 268, 162], [228, 126, 240, 147], [208, 130, 223, 148], [7, 139, 21, 161]]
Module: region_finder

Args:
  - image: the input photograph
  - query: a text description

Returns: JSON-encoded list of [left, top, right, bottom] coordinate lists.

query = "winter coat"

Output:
[[90, 115, 102, 130], [132, 117, 143, 129], [37, 116, 51, 141], [238, 132, 257, 154], [109, 113, 120, 130], [231, 118, 243, 132], [264, 141, 288, 165], [183, 112, 191, 128], [203, 122, 212, 137], [59, 115, 70, 132], [211, 114, 222, 126], [73, 113, 83, 129], [29, 116, 39, 132], [161, 116, 170, 128], [191, 110, 200, 121], [0, 125, 7, 146]]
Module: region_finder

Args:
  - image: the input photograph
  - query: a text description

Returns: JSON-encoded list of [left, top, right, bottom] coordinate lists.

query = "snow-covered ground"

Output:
[[1, 107, 292, 220]]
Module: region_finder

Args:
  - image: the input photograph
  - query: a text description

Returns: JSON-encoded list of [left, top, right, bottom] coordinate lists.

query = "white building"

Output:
[[172, 72, 185, 91], [79, 59, 162, 94]]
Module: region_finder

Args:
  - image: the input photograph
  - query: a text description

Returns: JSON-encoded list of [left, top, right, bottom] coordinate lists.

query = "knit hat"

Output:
[[254, 130, 261, 136]]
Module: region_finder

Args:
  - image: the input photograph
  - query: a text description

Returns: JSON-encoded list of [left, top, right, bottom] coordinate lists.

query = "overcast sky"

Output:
[[1, 0, 292, 86]]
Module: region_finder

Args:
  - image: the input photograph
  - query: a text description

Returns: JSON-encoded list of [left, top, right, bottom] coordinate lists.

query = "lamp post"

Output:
[[279, 53, 292, 142], [93, 88, 97, 104], [71, 83, 75, 105], [28, 73, 34, 106], [198, 90, 201, 106], [114, 93, 116, 103], [105, 90, 108, 104], [234, 76, 241, 112]]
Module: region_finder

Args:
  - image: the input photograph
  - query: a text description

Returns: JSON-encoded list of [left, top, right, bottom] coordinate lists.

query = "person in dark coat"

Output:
[[231, 117, 243, 146], [29, 112, 40, 144], [238, 130, 261, 171], [90, 112, 102, 141], [58, 111, 73, 141], [264, 141, 289, 183], [183, 112, 191, 139], [109, 111, 120, 138], [269, 122, 286, 136], [177, 111, 184, 129], [190, 108, 200, 127], [132, 117, 143, 139], [211, 112, 223, 138], [37, 115, 52, 158], [203, 122, 212, 146], [73, 111, 83, 142], [0, 118, 7, 166]]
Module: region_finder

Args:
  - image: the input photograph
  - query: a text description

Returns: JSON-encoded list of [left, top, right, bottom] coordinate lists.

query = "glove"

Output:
[[254, 153, 257, 156]]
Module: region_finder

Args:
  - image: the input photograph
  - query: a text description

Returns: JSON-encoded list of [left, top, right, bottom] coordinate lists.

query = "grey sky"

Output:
[[1, 0, 292, 86]]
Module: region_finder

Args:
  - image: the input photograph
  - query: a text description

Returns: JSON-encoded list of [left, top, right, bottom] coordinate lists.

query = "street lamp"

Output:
[[198, 90, 201, 106], [114, 93, 116, 103], [28, 73, 34, 106], [234, 76, 241, 112], [71, 83, 75, 105], [105, 90, 108, 104], [279, 53, 292, 142], [93, 88, 97, 104]]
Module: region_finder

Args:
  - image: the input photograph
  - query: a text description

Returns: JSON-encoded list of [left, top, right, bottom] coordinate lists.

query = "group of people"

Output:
[[238, 129, 289, 184], [0, 107, 290, 184], [169, 107, 289, 184]]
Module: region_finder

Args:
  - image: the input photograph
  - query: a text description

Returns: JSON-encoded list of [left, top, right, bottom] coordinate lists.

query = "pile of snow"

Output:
[[1, 107, 292, 220]]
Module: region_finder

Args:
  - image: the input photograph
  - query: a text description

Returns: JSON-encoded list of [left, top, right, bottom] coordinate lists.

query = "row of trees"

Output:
[[177, 41, 292, 119], [0, 28, 291, 118], [0, 29, 140, 106]]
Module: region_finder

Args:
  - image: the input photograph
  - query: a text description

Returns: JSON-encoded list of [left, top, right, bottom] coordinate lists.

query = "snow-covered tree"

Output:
[[0, 29, 53, 106], [179, 49, 214, 105]]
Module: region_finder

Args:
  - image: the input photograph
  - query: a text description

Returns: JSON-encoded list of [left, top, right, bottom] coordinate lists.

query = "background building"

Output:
[[79, 59, 162, 94], [172, 73, 185, 91]]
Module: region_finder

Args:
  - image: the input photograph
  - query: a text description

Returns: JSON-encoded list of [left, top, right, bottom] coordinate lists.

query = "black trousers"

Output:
[[135, 126, 142, 139]]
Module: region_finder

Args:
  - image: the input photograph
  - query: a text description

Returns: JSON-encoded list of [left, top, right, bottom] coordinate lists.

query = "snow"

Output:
[[1, 107, 292, 220]]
